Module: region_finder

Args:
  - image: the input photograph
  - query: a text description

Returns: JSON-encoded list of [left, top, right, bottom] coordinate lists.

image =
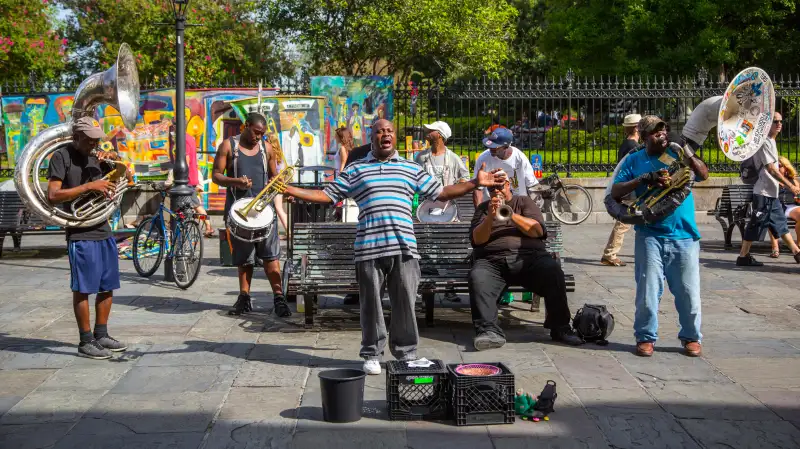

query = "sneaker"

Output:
[[78, 340, 113, 360], [228, 293, 252, 316], [363, 359, 381, 375], [550, 327, 584, 346], [443, 292, 460, 302], [398, 353, 418, 362], [636, 341, 654, 357], [95, 335, 128, 352], [736, 254, 763, 267], [473, 331, 506, 351], [273, 295, 292, 318], [682, 341, 702, 357], [343, 294, 359, 305]]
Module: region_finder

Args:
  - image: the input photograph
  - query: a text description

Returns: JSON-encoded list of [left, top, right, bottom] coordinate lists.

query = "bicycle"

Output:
[[533, 165, 594, 225], [131, 181, 204, 289]]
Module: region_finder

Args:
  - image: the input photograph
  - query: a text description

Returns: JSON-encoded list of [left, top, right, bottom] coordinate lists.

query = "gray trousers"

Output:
[[356, 255, 420, 361]]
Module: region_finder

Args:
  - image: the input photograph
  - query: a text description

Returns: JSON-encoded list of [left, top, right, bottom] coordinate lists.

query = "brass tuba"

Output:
[[14, 43, 140, 228]]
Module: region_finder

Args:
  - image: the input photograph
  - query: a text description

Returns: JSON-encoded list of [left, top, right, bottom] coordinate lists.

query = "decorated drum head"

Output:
[[454, 364, 502, 376], [717, 67, 775, 162], [416, 199, 458, 223]]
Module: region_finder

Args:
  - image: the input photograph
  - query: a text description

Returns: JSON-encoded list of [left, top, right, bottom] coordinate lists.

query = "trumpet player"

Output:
[[611, 116, 709, 358], [47, 117, 128, 360], [212, 113, 290, 318], [284, 119, 505, 375], [469, 172, 584, 350]]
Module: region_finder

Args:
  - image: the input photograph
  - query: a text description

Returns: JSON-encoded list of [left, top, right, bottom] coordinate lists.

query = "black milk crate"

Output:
[[386, 359, 449, 421], [447, 362, 515, 426]]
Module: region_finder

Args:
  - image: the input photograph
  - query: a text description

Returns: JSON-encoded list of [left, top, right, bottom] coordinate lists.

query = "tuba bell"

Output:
[[14, 43, 140, 228]]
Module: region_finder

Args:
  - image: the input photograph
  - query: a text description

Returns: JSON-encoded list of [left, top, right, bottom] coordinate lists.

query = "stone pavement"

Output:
[[1, 224, 799, 449]]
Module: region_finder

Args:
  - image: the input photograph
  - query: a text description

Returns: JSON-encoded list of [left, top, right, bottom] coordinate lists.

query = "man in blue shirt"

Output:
[[611, 116, 709, 358]]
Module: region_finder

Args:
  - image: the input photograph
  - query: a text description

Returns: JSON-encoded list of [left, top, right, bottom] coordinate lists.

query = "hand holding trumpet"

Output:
[[86, 179, 116, 199], [638, 169, 671, 188]]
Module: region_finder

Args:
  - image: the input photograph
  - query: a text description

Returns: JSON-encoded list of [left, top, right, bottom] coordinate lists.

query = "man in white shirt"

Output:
[[737, 112, 800, 266], [415, 121, 470, 188], [473, 128, 539, 207]]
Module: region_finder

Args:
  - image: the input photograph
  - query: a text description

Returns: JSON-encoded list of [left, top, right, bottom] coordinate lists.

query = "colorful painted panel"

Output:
[[310, 76, 394, 170], [228, 96, 328, 183]]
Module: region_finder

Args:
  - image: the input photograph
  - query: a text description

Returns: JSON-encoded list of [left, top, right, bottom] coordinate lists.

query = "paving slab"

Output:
[[201, 419, 295, 449], [679, 419, 800, 449]]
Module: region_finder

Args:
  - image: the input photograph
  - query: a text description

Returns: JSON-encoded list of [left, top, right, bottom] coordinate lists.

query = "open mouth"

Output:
[[380, 136, 393, 148]]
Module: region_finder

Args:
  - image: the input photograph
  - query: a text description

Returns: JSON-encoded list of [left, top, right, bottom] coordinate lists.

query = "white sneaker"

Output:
[[363, 359, 381, 375]]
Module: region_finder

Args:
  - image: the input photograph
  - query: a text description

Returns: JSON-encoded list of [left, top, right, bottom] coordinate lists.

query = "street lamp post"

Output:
[[164, 0, 194, 281]]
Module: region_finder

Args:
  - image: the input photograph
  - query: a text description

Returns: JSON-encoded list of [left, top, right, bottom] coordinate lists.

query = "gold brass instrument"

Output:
[[234, 164, 296, 221], [13, 43, 140, 228]]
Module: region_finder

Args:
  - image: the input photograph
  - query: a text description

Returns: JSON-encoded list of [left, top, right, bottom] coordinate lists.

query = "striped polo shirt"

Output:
[[324, 151, 444, 262]]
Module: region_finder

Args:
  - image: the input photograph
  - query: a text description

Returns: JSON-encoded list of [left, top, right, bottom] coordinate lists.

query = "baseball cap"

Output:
[[638, 115, 667, 134], [423, 121, 452, 141], [482, 127, 513, 148], [72, 116, 106, 140]]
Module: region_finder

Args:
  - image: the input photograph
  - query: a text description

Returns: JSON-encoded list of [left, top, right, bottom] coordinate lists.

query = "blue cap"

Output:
[[482, 127, 513, 148]]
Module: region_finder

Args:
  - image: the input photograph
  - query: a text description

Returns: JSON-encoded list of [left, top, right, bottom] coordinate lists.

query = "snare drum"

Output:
[[416, 199, 459, 223], [226, 197, 275, 242]]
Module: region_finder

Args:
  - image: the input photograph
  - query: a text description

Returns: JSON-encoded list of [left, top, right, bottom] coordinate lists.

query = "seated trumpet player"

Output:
[[610, 116, 709, 358], [284, 119, 505, 375], [212, 113, 290, 318], [47, 117, 129, 360], [469, 171, 584, 350]]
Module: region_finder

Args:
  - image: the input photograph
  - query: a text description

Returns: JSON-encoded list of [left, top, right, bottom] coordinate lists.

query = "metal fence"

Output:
[[3, 70, 800, 176], [394, 70, 800, 175]]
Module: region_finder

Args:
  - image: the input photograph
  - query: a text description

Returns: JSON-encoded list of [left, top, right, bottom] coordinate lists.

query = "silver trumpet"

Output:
[[13, 43, 140, 228], [495, 197, 513, 223]]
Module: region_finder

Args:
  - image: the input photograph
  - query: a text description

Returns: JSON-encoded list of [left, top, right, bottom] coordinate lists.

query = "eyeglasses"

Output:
[[773, 120, 782, 124]]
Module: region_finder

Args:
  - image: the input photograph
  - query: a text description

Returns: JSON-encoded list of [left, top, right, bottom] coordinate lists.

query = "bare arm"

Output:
[[511, 213, 544, 238], [472, 189, 484, 208], [265, 141, 279, 178], [685, 155, 709, 182], [284, 185, 334, 204], [338, 147, 349, 174], [211, 141, 247, 189], [438, 179, 479, 201], [611, 178, 644, 201], [472, 210, 494, 246], [767, 164, 800, 194], [47, 178, 111, 204]]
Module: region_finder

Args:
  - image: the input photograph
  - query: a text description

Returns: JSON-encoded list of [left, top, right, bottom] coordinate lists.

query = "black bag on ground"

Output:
[[572, 304, 615, 345]]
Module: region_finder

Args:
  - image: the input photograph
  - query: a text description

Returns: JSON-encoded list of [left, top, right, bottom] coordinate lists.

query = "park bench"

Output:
[[283, 221, 573, 328], [710, 184, 797, 247], [0, 191, 65, 258]]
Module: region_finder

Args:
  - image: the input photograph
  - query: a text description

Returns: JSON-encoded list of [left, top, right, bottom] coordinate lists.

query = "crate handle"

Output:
[[473, 382, 499, 391]]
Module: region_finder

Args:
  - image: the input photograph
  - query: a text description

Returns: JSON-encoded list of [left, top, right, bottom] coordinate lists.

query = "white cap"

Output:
[[423, 121, 452, 141]]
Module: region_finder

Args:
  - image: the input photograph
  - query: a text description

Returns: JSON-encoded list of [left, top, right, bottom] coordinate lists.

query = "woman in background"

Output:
[[768, 156, 800, 257], [335, 127, 354, 176], [268, 133, 289, 235]]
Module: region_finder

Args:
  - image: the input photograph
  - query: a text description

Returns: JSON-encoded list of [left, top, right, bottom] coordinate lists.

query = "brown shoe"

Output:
[[683, 341, 702, 357], [601, 257, 626, 267], [636, 341, 654, 357]]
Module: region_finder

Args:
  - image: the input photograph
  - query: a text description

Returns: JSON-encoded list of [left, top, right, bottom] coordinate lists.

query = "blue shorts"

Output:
[[743, 194, 790, 241], [68, 238, 121, 294]]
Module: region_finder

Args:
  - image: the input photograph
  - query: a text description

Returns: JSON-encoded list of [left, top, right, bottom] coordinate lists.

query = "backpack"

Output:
[[572, 304, 615, 345], [740, 155, 760, 185]]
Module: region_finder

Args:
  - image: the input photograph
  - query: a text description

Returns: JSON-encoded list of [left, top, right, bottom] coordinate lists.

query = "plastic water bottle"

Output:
[[412, 193, 420, 216], [297, 296, 305, 313]]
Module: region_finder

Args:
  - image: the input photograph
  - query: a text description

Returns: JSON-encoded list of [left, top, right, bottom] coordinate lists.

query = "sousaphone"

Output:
[[14, 43, 140, 228]]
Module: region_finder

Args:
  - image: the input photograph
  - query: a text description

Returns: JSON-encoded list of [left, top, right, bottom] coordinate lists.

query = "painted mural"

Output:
[[310, 76, 394, 170], [228, 96, 328, 183], [1, 87, 277, 211]]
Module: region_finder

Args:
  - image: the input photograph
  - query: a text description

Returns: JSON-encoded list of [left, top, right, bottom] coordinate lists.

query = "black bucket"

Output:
[[318, 368, 367, 423]]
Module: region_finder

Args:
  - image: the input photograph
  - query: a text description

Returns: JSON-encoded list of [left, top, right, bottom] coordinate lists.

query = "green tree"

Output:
[[505, 0, 550, 78], [0, 0, 68, 80], [264, 0, 518, 81], [61, 0, 294, 84]]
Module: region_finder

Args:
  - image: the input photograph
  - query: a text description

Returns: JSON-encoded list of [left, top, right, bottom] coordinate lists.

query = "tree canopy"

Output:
[[0, 0, 69, 80]]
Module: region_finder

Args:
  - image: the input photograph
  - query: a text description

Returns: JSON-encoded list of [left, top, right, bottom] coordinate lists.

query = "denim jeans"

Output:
[[633, 233, 702, 343]]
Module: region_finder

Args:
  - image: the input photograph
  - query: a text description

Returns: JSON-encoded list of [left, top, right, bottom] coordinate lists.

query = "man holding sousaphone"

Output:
[[283, 119, 505, 375], [212, 113, 291, 318], [610, 116, 709, 358]]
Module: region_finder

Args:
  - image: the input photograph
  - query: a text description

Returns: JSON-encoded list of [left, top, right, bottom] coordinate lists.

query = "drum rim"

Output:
[[416, 199, 459, 222]]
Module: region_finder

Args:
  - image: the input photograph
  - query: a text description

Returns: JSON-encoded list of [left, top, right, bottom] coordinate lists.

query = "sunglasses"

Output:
[[773, 120, 782, 124]]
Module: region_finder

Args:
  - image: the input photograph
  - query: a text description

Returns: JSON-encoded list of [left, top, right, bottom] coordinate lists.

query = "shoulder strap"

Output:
[[259, 139, 269, 180]]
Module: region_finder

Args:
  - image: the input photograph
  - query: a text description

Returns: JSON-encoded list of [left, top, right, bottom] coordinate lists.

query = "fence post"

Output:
[[434, 76, 442, 120], [566, 68, 574, 177]]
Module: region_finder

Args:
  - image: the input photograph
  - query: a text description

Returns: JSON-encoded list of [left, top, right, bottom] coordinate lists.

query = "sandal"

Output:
[[769, 249, 779, 258], [600, 257, 627, 267]]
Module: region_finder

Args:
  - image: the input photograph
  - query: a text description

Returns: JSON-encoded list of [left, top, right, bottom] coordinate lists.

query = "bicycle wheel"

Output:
[[172, 220, 204, 289], [132, 217, 165, 277], [550, 185, 593, 225]]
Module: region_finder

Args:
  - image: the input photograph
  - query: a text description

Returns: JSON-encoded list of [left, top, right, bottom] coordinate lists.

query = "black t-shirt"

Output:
[[344, 143, 372, 168], [470, 195, 548, 259], [47, 144, 112, 241], [618, 139, 640, 161]]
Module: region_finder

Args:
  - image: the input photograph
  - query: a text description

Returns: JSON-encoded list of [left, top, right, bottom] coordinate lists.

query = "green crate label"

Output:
[[412, 376, 434, 384]]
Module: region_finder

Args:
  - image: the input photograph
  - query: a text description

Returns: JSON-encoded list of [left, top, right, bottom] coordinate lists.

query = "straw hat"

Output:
[[623, 114, 642, 127]]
